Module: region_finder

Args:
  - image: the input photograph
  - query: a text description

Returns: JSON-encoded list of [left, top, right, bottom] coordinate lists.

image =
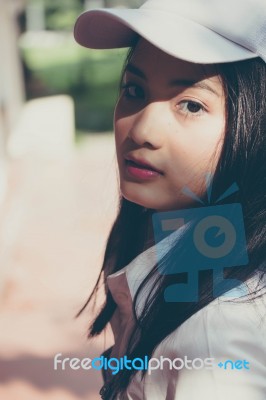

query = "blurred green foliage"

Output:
[[45, 0, 83, 31], [31, 0, 145, 31], [22, 0, 145, 131], [21, 39, 127, 131]]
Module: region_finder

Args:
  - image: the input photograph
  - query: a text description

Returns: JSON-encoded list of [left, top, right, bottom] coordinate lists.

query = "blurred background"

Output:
[[0, 1, 144, 399]]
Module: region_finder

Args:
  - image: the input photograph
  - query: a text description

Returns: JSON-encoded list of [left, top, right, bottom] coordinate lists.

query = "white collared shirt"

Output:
[[106, 227, 266, 400]]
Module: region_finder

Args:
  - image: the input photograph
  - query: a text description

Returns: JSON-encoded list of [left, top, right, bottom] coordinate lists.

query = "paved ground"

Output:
[[0, 133, 118, 400]]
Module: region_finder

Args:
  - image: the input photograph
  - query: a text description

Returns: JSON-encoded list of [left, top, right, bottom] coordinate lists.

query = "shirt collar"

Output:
[[107, 222, 190, 300]]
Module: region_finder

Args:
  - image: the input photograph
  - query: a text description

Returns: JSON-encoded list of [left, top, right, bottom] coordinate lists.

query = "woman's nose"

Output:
[[127, 102, 166, 148]]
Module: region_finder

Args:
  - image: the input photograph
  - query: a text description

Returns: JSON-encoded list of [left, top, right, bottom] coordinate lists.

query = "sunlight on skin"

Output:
[[114, 38, 226, 212]]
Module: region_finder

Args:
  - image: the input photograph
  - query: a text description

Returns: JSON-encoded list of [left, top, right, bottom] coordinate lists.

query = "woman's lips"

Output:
[[125, 159, 162, 180], [124, 155, 163, 174]]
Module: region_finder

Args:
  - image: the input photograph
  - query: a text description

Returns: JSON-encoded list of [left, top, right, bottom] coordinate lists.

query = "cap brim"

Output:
[[74, 8, 258, 64]]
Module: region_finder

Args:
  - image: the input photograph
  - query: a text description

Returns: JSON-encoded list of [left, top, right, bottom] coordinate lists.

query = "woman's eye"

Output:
[[178, 100, 206, 116], [121, 83, 145, 99]]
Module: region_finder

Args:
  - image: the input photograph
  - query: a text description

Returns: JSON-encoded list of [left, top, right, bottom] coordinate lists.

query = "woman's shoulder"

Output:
[[162, 270, 266, 357], [209, 269, 266, 326], [149, 271, 266, 400]]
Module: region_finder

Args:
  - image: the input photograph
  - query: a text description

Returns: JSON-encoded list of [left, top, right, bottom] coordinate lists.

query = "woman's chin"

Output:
[[121, 191, 153, 209], [120, 184, 172, 211], [120, 182, 199, 212], [120, 183, 159, 209]]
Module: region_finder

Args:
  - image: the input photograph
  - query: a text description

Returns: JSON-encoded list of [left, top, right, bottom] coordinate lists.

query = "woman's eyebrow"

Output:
[[170, 79, 220, 97], [124, 63, 147, 80], [125, 63, 219, 97]]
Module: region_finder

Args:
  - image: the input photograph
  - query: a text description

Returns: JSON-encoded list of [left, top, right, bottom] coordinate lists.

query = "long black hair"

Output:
[[76, 46, 266, 398]]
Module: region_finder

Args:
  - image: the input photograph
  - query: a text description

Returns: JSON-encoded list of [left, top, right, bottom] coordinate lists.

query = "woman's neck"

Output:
[[143, 210, 156, 251]]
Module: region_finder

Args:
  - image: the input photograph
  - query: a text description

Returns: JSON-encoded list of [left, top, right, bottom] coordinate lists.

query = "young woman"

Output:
[[74, 0, 266, 399]]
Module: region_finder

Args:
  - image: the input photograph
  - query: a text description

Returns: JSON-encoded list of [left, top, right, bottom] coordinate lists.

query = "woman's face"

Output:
[[114, 38, 226, 211]]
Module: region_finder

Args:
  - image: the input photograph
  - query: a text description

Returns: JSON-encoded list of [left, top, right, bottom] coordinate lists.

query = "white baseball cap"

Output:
[[74, 0, 266, 64]]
